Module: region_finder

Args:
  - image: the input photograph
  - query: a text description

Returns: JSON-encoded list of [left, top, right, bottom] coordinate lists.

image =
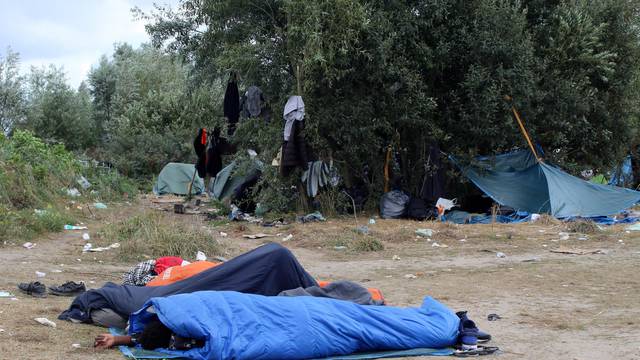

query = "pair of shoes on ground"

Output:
[[18, 281, 86, 298], [456, 311, 492, 350]]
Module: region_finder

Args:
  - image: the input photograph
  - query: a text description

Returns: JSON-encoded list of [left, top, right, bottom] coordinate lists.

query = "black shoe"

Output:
[[48, 281, 86, 296], [18, 281, 47, 298]]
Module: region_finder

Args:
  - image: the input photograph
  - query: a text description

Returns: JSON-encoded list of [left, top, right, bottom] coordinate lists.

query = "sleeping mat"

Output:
[[129, 291, 460, 360]]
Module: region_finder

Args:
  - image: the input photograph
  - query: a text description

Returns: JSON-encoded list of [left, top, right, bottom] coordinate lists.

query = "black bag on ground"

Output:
[[380, 190, 410, 219], [406, 197, 436, 221]]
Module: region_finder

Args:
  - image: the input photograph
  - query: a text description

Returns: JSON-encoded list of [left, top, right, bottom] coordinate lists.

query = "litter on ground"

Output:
[[22, 242, 36, 249], [550, 246, 608, 255], [34, 318, 56, 328], [242, 233, 273, 239]]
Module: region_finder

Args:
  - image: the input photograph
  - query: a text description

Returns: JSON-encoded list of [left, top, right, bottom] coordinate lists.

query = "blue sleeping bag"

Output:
[[129, 291, 460, 360]]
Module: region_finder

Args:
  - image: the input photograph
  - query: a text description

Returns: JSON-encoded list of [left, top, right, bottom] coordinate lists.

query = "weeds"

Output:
[[566, 220, 599, 234], [351, 236, 384, 252], [98, 211, 225, 261]]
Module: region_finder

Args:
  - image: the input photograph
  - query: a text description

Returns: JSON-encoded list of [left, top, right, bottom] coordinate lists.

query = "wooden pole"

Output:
[[505, 96, 542, 163]]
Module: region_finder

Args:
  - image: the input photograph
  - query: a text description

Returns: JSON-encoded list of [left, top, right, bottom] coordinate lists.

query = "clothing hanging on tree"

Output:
[[419, 142, 445, 202], [194, 128, 208, 178], [281, 96, 309, 176], [224, 78, 240, 136]]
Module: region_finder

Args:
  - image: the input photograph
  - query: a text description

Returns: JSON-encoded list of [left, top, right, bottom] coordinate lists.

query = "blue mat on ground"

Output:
[[127, 291, 459, 360], [110, 326, 453, 360]]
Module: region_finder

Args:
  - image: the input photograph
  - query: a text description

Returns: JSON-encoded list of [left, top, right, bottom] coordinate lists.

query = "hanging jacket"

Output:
[[223, 80, 240, 135], [194, 129, 208, 179], [281, 120, 309, 170]]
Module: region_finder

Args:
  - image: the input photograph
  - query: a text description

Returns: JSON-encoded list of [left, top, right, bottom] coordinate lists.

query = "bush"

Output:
[[97, 211, 225, 261]]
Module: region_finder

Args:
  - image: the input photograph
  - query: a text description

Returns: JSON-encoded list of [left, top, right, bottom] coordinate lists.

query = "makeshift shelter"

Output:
[[454, 149, 640, 218], [209, 160, 262, 201], [153, 163, 204, 196]]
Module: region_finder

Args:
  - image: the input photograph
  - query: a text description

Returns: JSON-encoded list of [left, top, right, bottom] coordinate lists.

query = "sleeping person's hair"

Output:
[[138, 317, 172, 350]]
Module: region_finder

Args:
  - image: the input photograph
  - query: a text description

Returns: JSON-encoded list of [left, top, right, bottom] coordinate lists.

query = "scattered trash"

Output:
[[369, 218, 376, 225], [392, 255, 401, 261], [578, 236, 587, 241], [34, 209, 47, 216], [51, 269, 63, 273], [415, 229, 434, 237], [436, 197, 457, 216], [82, 243, 92, 252], [66, 188, 81, 197], [550, 246, 607, 255], [64, 225, 88, 230], [626, 223, 640, 231], [82, 233, 90, 241], [22, 242, 36, 250], [334, 246, 347, 250], [77, 176, 91, 190], [196, 251, 207, 261], [356, 225, 369, 235], [35, 271, 46, 278], [71, 344, 81, 349], [85, 243, 120, 252], [487, 313, 502, 321], [34, 318, 56, 328], [174, 204, 185, 214], [558, 232, 570, 241], [219, 232, 228, 237], [404, 274, 417, 279], [282, 234, 293, 242], [0, 291, 13, 298], [93, 202, 107, 209], [298, 211, 326, 223], [522, 257, 541, 262], [242, 233, 273, 239], [496, 252, 506, 258], [530, 214, 541, 222], [431, 242, 448, 248], [247, 149, 258, 158]]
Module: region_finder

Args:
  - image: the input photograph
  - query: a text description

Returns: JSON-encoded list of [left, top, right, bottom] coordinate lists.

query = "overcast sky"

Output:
[[0, 0, 179, 88]]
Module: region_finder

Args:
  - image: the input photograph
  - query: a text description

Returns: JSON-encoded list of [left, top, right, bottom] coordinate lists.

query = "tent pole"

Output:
[[505, 96, 542, 163]]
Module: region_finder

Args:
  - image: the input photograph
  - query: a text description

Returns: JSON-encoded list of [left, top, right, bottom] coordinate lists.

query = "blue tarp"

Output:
[[129, 292, 460, 360], [454, 150, 640, 218], [609, 155, 634, 187]]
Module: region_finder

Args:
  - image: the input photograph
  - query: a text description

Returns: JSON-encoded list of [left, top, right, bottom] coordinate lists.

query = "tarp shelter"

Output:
[[453, 150, 640, 218], [153, 163, 204, 196], [209, 160, 262, 201]]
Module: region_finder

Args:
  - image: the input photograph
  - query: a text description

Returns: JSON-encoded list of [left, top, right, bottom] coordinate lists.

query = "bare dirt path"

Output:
[[1, 201, 639, 359]]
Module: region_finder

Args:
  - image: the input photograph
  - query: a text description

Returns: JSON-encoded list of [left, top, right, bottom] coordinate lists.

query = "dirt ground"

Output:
[[1, 198, 639, 360]]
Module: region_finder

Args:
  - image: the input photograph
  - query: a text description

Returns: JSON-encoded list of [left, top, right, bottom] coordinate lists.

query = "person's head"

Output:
[[138, 318, 172, 350]]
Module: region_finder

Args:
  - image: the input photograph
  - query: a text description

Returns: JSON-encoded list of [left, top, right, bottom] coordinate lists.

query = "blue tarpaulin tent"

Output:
[[454, 150, 640, 218]]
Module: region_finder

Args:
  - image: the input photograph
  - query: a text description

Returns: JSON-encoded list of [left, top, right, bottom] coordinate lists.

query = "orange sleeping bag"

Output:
[[146, 261, 220, 287]]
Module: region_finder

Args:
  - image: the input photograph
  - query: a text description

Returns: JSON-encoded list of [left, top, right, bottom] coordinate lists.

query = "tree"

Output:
[[0, 47, 26, 134], [22, 65, 95, 150]]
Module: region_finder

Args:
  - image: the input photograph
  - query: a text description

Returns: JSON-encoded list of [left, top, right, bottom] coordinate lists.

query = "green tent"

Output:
[[210, 160, 262, 200], [153, 162, 204, 195]]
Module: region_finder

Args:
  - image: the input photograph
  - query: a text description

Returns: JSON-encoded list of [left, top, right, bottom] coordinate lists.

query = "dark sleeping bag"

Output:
[[129, 291, 460, 360], [58, 243, 317, 322]]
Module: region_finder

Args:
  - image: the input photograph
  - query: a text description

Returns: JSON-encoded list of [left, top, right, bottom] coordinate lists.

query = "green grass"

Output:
[[97, 211, 225, 261], [0, 130, 137, 244]]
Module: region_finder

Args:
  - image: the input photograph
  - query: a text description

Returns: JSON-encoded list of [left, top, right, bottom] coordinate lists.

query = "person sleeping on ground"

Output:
[[59, 243, 381, 328], [93, 290, 465, 360]]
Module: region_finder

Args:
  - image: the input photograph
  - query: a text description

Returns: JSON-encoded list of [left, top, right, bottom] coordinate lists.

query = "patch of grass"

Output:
[[0, 207, 73, 243], [98, 211, 225, 261], [351, 236, 384, 252], [537, 214, 560, 225], [566, 220, 599, 234]]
